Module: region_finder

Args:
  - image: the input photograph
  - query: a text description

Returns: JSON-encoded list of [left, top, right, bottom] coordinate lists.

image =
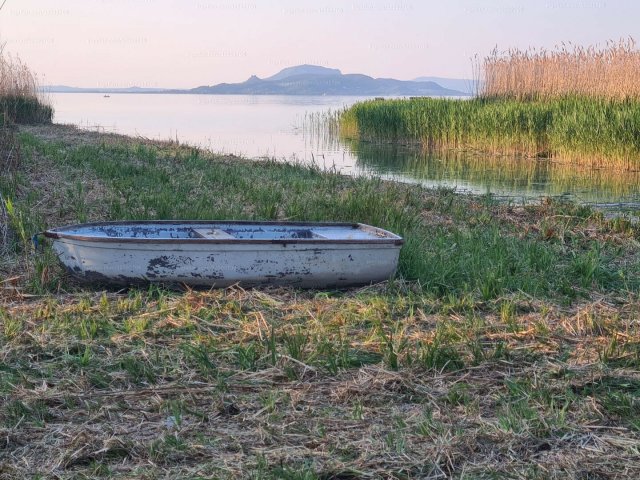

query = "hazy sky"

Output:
[[1, 0, 638, 88]]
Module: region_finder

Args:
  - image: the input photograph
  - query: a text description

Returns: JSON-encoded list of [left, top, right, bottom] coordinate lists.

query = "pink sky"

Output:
[[1, 0, 638, 88]]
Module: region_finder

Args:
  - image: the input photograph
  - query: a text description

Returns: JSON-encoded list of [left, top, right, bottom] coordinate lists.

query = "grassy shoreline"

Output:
[[2, 124, 640, 478], [340, 96, 640, 169]]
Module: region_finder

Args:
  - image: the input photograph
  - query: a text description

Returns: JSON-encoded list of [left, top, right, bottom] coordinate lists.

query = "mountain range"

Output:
[[44, 65, 471, 96]]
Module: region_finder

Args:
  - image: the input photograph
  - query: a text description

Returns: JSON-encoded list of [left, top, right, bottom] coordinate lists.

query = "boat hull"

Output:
[[46, 221, 403, 288]]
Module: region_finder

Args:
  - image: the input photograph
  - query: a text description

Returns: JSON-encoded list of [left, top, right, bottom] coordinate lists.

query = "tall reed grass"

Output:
[[0, 46, 52, 124], [340, 40, 640, 168], [340, 96, 640, 168], [481, 38, 640, 101]]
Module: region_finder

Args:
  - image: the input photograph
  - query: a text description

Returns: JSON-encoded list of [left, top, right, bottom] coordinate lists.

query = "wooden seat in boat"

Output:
[[192, 228, 235, 239]]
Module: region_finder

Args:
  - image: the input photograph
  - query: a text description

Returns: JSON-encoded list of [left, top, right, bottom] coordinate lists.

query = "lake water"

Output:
[[50, 93, 640, 212]]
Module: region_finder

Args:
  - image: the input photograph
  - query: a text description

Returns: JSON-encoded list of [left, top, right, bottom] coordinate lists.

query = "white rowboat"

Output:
[[44, 221, 404, 288]]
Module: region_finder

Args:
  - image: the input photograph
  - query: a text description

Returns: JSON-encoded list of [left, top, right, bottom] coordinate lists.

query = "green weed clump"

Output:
[[0, 95, 53, 125]]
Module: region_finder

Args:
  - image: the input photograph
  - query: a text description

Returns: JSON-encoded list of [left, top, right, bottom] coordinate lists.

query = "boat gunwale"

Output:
[[44, 220, 405, 246]]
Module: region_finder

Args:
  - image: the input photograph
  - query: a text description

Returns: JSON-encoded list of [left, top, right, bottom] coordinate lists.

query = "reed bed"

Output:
[[340, 40, 640, 168], [482, 39, 640, 101], [340, 96, 640, 168], [0, 47, 52, 124]]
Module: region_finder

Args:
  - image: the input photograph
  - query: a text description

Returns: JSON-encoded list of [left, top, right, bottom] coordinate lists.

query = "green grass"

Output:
[[11, 127, 640, 301], [1, 124, 640, 478], [340, 96, 640, 168]]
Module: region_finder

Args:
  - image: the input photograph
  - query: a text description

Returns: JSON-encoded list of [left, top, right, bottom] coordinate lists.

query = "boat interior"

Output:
[[56, 223, 395, 241]]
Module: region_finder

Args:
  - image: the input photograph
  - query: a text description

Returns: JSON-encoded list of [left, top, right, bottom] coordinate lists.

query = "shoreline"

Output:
[[33, 121, 640, 212], [1, 123, 640, 478]]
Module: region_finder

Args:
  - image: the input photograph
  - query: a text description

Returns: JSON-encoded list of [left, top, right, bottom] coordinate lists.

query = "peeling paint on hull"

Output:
[[45, 221, 403, 288]]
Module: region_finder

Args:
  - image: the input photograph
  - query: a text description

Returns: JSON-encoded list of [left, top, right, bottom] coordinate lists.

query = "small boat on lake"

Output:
[[44, 221, 404, 288]]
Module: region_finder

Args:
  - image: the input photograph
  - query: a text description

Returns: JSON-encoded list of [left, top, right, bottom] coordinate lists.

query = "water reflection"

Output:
[[334, 138, 640, 210], [299, 109, 640, 210], [50, 93, 640, 212]]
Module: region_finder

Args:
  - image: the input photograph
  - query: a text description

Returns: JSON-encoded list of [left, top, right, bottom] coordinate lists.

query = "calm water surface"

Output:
[[51, 93, 640, 212]]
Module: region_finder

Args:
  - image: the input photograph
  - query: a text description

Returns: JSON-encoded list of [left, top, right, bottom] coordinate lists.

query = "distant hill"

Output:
[[265, 64, 342, 81], [43, 66, 471, 96], [192, 65, 467, 96], [413, 77, 478, 95]]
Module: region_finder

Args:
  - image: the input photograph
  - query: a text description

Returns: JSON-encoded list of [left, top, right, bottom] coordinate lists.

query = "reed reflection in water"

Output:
[[336, 138, 640, 209]]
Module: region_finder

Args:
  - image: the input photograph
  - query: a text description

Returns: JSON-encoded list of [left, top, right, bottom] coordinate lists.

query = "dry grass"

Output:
[[1, 286, 639, 479], [0, 44, 52, 125], [481, 38, 640, 101], [0, 51, 38, 100]]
